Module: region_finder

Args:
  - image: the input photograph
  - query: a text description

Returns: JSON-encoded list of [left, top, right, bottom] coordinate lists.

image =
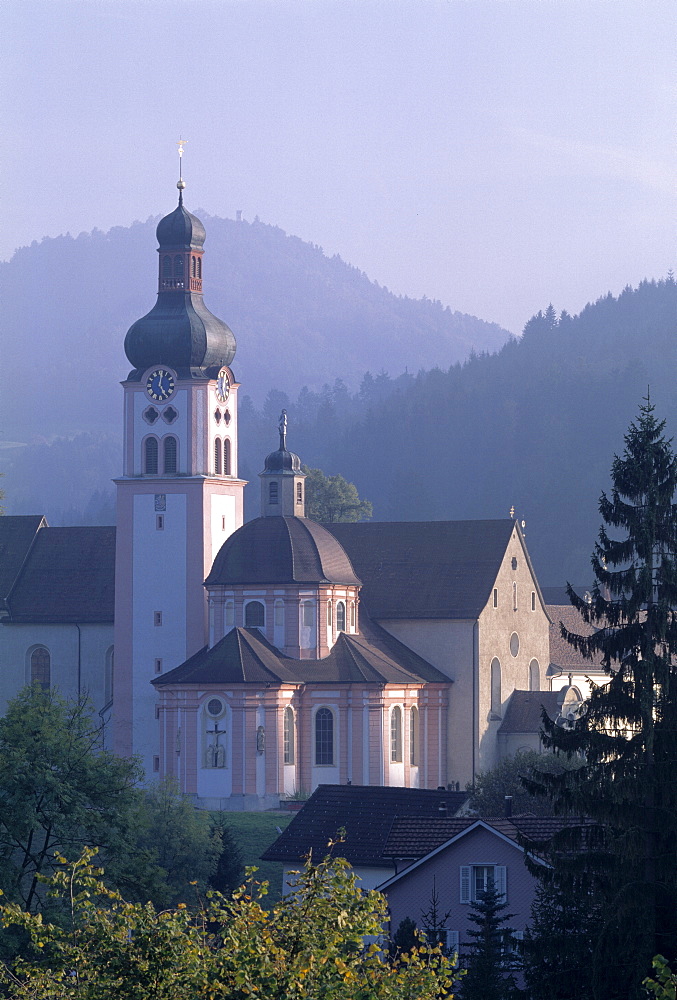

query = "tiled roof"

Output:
[[325, 520, 517, 619], [497, 690, 560, 735], [382, 814, 587, 859], [7, 526, 115, 623], [261, 784, 469, 866], [155, 619, 447, 687], [0, 515, 45, 604], [547, 603, 606, 674]]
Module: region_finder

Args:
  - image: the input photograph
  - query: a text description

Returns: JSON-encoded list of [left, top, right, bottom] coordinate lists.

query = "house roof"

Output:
[[497, 690, 560, 735], [325, 519, 519, 619], [154, 616, 448, 688], [381, 814, 573, 860], [5, 525, 116, 623], [206, 516, 361, 587], [0, 515, 45, 605], [261, 784, 468, 867]]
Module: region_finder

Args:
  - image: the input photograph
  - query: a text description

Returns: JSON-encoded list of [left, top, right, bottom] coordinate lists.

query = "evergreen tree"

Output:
[[536, 396, 677, 998], [459, 884, 519, 1000]]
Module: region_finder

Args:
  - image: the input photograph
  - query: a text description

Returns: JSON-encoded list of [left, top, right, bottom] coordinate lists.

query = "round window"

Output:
[[207, 698, 224, 717], [510, 632, 520, 657]]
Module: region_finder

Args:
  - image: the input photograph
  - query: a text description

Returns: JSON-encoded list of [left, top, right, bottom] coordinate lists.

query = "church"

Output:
[[0, 177, 588, 810]]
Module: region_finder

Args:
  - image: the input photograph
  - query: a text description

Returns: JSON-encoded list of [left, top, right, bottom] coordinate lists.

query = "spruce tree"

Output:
[[537, 396, 677, 998], [459, 884, 519, 1000]]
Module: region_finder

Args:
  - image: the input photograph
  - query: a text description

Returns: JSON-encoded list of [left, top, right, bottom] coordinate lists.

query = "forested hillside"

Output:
[[0, 214, 509, 443], [2, 242, 674, 585], [239, 277, 677, 584]]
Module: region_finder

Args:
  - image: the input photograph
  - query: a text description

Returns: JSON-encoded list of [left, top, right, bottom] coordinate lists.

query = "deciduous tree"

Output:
[[303, 465, 373, 522], [0, 847, 459, 999]]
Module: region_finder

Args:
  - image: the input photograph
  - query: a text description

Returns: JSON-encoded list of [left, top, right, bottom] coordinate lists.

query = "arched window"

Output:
[[391, 706, 403, 762], [274, 599, 285, 627], [491, 658, 502, 717], [529, 659, 540, 691], [269, 481, 279, 504], [245, 601, 265, 628], [327, 601, 333, 628], [224, 438, 231, 475], [409, 706, 419, 766], [191, 255, 196, 277], [296, 482, 303, 505], [144, 437, 159, 474], [336, 601, 346, 632], [283, 706, 295, 764], [513, 582, 517, 611], [31, 647, 50, 690], [173, 255, 184, 276], [162, 255, 172, 277], [224, 600, 235, 628], [214, 438, 222, 475], [163, 436, 177, 474], [315, 707, 334, 765], [302, 600, 315, 627], [197, 257, 202, 278]]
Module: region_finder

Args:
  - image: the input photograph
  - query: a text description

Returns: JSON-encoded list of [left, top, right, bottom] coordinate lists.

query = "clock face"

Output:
[[146, 369, 175, 401], [215, 368, 230, 403]]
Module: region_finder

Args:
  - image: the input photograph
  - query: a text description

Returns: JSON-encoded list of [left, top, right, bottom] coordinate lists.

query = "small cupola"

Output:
[[259, 411, 307, 517]]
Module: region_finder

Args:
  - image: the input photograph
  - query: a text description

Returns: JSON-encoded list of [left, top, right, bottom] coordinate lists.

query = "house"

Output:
[[261, 783, 469, 891]]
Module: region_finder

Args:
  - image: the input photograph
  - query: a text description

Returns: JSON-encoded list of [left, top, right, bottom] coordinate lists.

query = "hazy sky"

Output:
[[4, 0, 675, 334]]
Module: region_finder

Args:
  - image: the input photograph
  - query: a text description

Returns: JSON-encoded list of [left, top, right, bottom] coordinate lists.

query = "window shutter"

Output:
[[460, 866, 471, 903], [448, 930, 460, 963], [494, 865, 507, 902]]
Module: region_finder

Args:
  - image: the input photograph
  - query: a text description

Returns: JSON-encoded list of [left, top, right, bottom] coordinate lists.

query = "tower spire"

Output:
[[176, 137, 188, 204]]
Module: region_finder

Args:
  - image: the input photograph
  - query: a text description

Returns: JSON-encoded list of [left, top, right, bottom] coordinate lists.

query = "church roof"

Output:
[[326, 519, 518, 619], [124, 291, 236, 373], [497, 690, 560, 735], [4, 525, 115, 623], [153, 615, 447, 688], [261, 784, 469, 866], [547, 602, 606, 675], [0, 515, 45, 605], [206, 516, 361, 587]]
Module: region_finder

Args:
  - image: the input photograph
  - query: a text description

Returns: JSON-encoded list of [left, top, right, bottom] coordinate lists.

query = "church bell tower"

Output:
[[114, 155, 246, 774]]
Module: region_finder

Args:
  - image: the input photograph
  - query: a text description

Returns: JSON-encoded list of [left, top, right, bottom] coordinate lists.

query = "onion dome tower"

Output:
[[114, 145, 246, 774], [124, 179, 236, 378]]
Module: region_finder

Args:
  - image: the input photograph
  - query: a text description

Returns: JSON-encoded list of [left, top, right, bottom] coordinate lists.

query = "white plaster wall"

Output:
[[379, 619, 474, 787], [0, 622, 113, 716], [210, 494, 236, 565], [281, 864, 394, 897], [132, 492, 187, 777], [132, 386, 189, 476]]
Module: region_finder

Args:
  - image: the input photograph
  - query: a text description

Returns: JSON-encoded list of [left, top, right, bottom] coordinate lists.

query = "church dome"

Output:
[[206, 516, 361, 587], [156, 202, 206, 250], [263, 447, 302, 474]]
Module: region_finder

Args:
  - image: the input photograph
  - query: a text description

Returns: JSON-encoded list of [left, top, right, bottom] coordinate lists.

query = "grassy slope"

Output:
[[220, 811, 293, 905]]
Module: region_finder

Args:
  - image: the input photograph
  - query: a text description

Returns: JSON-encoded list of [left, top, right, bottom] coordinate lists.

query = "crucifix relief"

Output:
[[206, 719, 226, 768]]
